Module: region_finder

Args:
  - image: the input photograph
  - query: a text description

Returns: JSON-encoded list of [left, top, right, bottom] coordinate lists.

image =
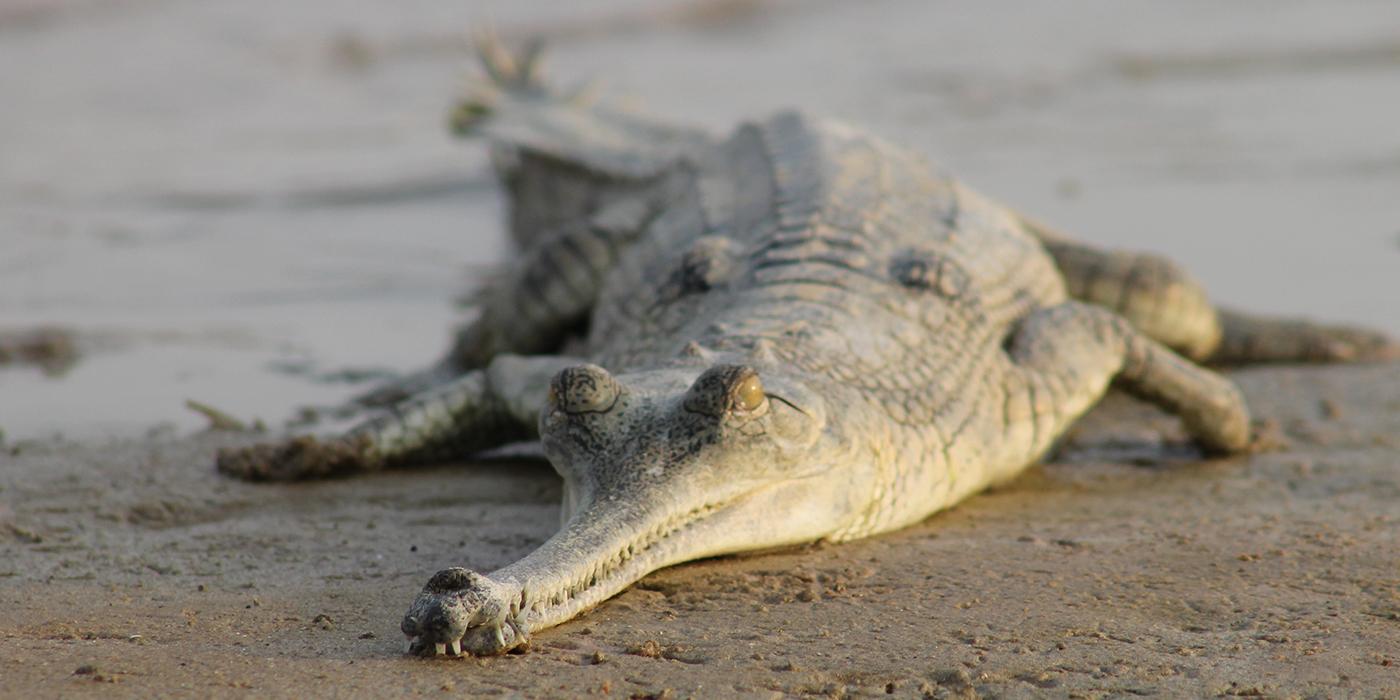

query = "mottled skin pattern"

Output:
[[217, 42, 1395, 658]]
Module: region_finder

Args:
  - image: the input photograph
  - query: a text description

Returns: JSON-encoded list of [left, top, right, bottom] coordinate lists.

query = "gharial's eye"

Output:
[[683, 364, 767, 418], [732, 373, 765, 413]]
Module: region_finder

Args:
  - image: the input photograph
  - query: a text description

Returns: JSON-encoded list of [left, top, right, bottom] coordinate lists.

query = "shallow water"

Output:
[[2, 0, 1397, 440]]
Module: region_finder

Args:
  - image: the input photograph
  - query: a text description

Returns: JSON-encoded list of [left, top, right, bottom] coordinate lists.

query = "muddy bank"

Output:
[[3, 363, 1397, 697]]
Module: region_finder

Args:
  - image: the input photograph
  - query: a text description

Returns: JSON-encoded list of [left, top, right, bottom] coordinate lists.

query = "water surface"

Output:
[[3, 0, 1397, 440]]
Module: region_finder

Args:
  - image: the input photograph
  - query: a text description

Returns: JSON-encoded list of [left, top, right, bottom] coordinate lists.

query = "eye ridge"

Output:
[[682, 364, 769, 418], [551, 365, 622, 415]]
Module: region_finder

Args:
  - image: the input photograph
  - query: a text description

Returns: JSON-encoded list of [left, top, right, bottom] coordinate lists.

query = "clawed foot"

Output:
[[216, 435, 378, 481], [401, 568, 528, 657]]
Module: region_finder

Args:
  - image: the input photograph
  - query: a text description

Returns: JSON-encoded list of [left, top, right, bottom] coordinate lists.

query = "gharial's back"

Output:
[[586, 111, 1066, 379], [564, 110, 1095, 540]]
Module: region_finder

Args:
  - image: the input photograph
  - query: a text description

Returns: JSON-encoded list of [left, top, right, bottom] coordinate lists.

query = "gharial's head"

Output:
[[540, 363, 838, 522], [402, 361, 862, 657]]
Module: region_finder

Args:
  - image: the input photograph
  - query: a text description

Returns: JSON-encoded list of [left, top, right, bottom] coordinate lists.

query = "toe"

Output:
[[215, 435, 377, 481]]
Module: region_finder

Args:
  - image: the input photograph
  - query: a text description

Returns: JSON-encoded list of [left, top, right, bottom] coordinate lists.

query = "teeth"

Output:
[[434, 642, 447, 656], [406, 638, 417, 654], [449, 640, 462, 656]]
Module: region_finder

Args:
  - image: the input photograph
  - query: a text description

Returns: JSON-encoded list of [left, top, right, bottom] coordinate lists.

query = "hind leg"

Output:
[[1019, 216, 1395, 364], [354, 36, 699, 409], [353, 197, 653, 409], [1020, 219, 1222, 361], [220, 354, 575, 481], [1001, 302, 1250, 468]]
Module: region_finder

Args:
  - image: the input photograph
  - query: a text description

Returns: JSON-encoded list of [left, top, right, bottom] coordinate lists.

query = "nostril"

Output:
[[550, 364, 622, 414], [425, 567, 473, 592]]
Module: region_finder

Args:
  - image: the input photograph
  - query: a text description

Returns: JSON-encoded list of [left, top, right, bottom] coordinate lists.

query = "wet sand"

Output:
[[3, 0, 1400, 697], [4, 364, 1398, 697]]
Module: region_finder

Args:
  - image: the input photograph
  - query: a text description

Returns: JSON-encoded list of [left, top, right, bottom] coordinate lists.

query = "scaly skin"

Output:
[[216, 40, 1396, 657]]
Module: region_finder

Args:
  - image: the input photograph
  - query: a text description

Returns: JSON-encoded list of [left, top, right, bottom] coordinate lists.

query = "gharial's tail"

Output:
[[449, 32, 713, 180], [449, 36, 551, 137], [448, 33, 715, 250], [1210, 309, 1398, 365]]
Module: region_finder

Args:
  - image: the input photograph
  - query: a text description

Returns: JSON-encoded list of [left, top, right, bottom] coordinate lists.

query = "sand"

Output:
[[4, 364, 1398, 698], [3, 0, 1399, 697]]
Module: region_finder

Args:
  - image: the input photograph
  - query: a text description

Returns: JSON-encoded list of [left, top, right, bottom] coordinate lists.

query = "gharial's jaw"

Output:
[[397, 498, 711, 655], [401, 472, 849, 657], [400, 484, 732, 657]]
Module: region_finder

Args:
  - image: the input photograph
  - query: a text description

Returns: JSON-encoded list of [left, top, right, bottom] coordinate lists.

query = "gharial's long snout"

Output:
[[401, 483, 707, 656], [403, 361, 847, 656]]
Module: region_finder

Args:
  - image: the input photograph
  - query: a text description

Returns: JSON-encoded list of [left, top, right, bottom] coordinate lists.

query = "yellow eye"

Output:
[[733, 373, 765, 412]]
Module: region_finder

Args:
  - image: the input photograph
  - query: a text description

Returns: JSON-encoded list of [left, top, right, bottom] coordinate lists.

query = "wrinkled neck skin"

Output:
[[494, 361, 871, 636]]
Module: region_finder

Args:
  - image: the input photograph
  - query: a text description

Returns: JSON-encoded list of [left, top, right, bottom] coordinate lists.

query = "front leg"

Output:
[[217, 354, 576, 481], [1000, 302, 1250, 470]]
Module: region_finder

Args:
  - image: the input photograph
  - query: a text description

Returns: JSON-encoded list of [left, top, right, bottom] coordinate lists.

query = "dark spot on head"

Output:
[[890, 251, 969, 298], [668, 236, 737, 298]]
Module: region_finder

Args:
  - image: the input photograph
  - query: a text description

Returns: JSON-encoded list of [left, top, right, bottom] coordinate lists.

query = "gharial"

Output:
[[216, 40, 1396, 658]]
